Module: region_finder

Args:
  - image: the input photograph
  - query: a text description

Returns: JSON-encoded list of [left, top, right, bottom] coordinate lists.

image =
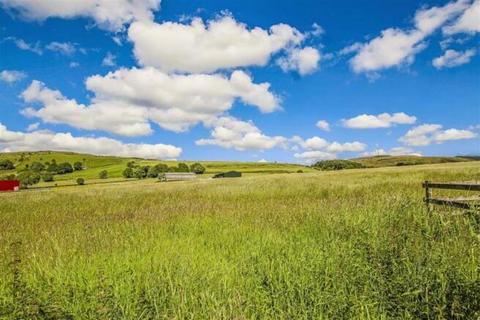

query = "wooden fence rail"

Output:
[[423, 181, 480, 211]]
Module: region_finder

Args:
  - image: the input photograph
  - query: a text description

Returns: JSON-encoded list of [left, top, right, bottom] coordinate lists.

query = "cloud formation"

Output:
[[0, 70, 26, 83], [128, 15, 311, 73], [21, 68, 279, 136], [0, 0, 161, 31], [347, 0, 469, 73], [316, 120, 330, 131], [277, 47, 321, 75], [196, 116, 287, 151], [0, 123, 182, 159], [432, 48, 476, 68], [292, 135, 366, 162], [443, 0, 480, 35], [399, 124, 476, 146], [342, 112, 416, 129]]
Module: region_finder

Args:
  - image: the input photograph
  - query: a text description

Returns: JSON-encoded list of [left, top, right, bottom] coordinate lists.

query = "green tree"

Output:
[[122, 167, 134, 178], [17, 171, 41, 188], [133, 166, 149, 179], [57, 162, 74, 174], [73, 161, 83, 171], [127, 161, 136, 168], [0, 160, 15, 170], [30, 161, 45, 172], [76, 177, 85, 185], [42, 173, 54, 182], [99, 170, 108, 179], [177, 163, 190, 172], [147, 164, 169, 178], [190, 163, 205, 174]]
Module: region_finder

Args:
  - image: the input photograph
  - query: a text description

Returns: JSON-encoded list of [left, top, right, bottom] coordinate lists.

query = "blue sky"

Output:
[[0, 0, 479, 162]]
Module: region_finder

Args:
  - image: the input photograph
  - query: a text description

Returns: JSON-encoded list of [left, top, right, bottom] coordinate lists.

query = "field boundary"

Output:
[[423, 181, 480, 211]]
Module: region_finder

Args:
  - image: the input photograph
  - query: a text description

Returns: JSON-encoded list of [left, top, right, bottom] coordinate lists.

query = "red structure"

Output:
[[0, 180, 20, 192]]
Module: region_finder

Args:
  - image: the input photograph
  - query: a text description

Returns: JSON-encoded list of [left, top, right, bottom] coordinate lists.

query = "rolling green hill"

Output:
[[0, 151, 314, 186], [351, 155, 474, 168]]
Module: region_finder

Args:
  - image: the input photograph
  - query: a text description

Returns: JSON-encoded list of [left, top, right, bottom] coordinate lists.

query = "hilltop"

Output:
[[350, 155, 474, 168]]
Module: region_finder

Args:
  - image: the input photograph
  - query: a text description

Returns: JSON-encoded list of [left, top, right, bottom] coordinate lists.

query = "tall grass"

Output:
[[0, 162, 479, 319]]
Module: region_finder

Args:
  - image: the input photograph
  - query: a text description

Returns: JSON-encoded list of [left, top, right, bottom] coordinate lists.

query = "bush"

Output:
[[177, 163, 190, 172], [99, 170, 108, 179], [57, 162, 74, 174], [312, 160, 365, 171], [42, 173, 54, 182], [17, 171, 41, 188], [148, 164, 169, 178], [297, 170, 304, 173], [73, 161, 83, 171], [30, 161, 45, 172], [76, 178, 85, 185], [0, 159, 15, 170], [190, 163, 206, 174], [123, 167, 134, 178], [133, 166, 149, 179]]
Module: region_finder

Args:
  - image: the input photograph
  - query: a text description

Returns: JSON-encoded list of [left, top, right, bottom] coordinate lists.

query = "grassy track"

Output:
[[1, 162, 479, 319]]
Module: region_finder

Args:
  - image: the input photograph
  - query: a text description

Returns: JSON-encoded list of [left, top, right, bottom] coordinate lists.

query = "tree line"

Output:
[[122, 162, 205, 179]]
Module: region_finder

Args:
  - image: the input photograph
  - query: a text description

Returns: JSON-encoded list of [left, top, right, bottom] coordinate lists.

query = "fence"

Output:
[[423, 181, 480, 211]]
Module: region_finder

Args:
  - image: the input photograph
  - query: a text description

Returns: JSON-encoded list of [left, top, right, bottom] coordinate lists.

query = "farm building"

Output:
[[213, 171, 242, 179], [161, 172, 197, 181], [0, 180, 20, 192]]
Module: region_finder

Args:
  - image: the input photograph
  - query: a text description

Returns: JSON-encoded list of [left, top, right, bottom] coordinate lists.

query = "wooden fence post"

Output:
[[424, 180, 432, 212]]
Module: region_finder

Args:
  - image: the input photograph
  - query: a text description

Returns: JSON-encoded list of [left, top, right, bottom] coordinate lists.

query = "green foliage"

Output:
[[73, 161, 83, 171], [127, 161, 136, 168], [177, 163, 190, 172], [0, 174, 16, 181], [122, 167, 134, 178], [352, 155, 472, 168], [190, 162, 206, 174], [312, 160, 365, 171], [99, 170, 108, 179], [56, 162, 74, 174], [0, 159, 15, 170], [29, 162, 45, 172], [17, 171, 41, 188], [147, 164, 169, 178], [41, 173, 54, 182], [133, 166, 149, 179], [76, 177, 85, 185]]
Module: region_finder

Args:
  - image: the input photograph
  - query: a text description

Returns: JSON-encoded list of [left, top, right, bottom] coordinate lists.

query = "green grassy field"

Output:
[[1, 161, 479, 319], [352, 155, 473, 168]]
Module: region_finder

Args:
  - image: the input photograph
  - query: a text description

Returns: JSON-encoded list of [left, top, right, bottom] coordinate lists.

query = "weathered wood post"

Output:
[[424, 180, 432, 212]]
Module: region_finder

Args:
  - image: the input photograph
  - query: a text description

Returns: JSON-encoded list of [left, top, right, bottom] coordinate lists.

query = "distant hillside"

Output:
[[351, 155, 474, 168], [0, 151, 314, 183]]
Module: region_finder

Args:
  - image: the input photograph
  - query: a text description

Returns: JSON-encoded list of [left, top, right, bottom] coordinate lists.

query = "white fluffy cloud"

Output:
[[0, 70, 26, 83], [102, 52, 116, 67], [292, 135, 366, 162], [316, 120, 330, 131], [432, 48, 476, 68], [443, 0, 480, 35], [20, 68, 279, 136], [399, 124, 477, 146], [0, 0, 161, 31], [347, 0, 469, 73], [0, 123, 181, 159], [277, 47, 321, 75], [342, 112, 416, 129], [128, 15, 308, 73], [196, 116, 287, 151]]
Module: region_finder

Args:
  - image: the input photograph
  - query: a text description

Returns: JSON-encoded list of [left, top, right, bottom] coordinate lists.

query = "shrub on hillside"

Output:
[[57, 162, 74, 174], [123, 167, 134, 178], [0, 159, 15, 170], [76, 178, 85, 185], [99, 170, 108, 179], [30, 161, 45, 172], [73, 161, 83, 171], [17, 170, 41, 188], [42, 173, 54, 182], [147, 164, 169, 178], [133, 166, 149, 179], [312, 160, 365, 171], [177, 163, 190, 172], [190, 163, 206, 174]]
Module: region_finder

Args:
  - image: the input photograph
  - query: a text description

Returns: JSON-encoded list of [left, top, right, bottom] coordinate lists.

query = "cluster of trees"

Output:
[[3, 158, 86, 188], [312, 160, 365, 171], [122, 162, 206, 179]]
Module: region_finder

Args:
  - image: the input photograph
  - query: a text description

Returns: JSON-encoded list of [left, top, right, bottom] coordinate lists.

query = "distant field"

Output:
[[352, 155, 473, 168], [1, 161, 479, 318], [0, 151, 315, 186]]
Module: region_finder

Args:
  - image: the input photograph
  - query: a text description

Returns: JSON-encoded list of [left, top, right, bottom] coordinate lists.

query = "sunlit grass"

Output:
[[1, 161, 479, 318]]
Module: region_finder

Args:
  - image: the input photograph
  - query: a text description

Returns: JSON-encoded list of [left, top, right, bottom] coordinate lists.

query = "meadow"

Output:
[[0, 161, 479, 319]]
